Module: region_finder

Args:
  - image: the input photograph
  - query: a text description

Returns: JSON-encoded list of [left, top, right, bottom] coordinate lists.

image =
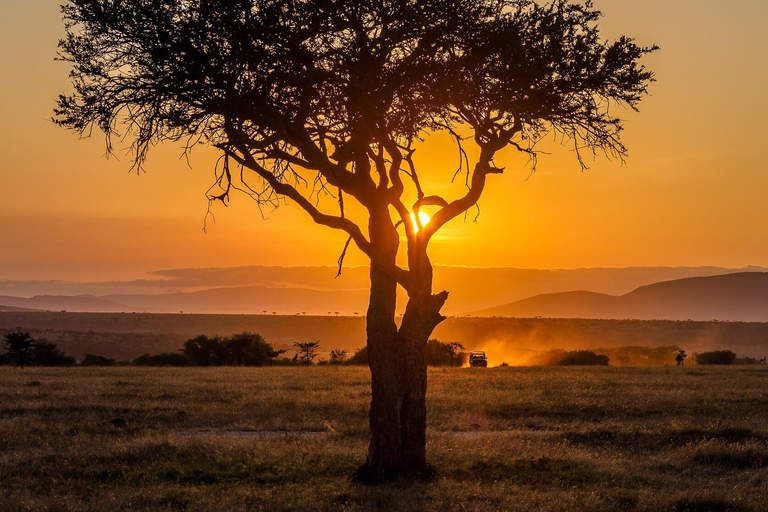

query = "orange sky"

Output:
[[1, 0, 768, 281]]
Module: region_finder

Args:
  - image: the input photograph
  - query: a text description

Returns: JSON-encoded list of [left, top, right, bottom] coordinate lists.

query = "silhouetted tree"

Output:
[[329, 349, 349, 365], [226, 331, 276, 366], [3, 331, 34, 369], [675, 350, 688, 366], [294, 341, 321, 365], [267, 348, 288, 366], [32, 340, 76, 366], [425, 339, 466, 366], [183, 335, 229, 366], [56, 0, 656, 480]]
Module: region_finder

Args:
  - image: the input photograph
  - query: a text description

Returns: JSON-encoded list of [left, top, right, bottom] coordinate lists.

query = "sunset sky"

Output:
[[1, 0, 768, 282]]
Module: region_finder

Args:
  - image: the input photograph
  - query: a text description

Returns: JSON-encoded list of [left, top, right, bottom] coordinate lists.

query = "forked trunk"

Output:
[[358, 212, 447, 482]]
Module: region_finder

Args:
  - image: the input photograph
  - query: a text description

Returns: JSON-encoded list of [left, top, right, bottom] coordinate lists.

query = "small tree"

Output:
[[3, 331, 34, 369], [675, 350, 688, 366], [267, 348, 288, 366], [294, 341, 321, 365], [330, 349, 349, 365]]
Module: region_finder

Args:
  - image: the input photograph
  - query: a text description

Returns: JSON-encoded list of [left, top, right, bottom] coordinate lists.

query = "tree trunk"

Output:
[[359, 212, 447, 482]]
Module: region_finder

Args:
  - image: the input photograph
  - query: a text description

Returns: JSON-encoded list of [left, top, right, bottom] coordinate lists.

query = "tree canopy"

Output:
[[56, 0, 656, 288]]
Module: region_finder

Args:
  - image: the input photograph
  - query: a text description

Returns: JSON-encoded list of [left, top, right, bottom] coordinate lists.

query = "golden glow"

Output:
[[410, 211, 431, 233]]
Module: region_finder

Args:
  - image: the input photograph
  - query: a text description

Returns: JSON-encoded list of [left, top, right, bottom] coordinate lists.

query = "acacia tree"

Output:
[[293, 341, 321, 365], [56, 0, 656, 480]]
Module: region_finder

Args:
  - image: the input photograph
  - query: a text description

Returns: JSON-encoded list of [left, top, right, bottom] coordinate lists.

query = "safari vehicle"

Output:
[[469, 351, 488, 367]]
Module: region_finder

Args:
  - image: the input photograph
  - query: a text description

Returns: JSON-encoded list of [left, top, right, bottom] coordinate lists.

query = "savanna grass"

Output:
[[1, 366, 767, 511]]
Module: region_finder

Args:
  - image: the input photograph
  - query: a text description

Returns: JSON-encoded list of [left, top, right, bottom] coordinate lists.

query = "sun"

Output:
[[410, 211, 431, 233]]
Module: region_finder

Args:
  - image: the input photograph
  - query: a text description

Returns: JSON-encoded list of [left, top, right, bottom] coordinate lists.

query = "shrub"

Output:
[[695, 351, 737, 365], [733, 356, 767, 365], [557, 350, 610, 366], [226, 332, 286, 366], [529, 350, 609, 366], [183, 335, 230, 366], [32, 340, 76, 366], [348, 346, 369, 365], [329, 349, 349, 365], [132, 353, 190, 366], [425, 340, 466, 367], [80, 354, 119, 366], [592, 345, 682, 367], [347, 341, 466, 367]]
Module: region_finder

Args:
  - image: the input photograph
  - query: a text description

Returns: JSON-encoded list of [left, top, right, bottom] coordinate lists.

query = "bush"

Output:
[[558, 350, 610, 366], [592, 345, 682, 367], [346, 341, 466, 367], [80, 354, 120, 366], [348, 346, 369, 365], [183, 335, 230, 366], [181, 332, 286, 366], [425, 340, 466, 367], [695, 351, 737, 365], [226, 332, 285, 366], [32, 340, 76, 366], [733, 356, 767, 365], [130, 331, 287, 367], [329, 349, 349, 365], [132, 352, 190, 366], [529, 350, 609, 366]]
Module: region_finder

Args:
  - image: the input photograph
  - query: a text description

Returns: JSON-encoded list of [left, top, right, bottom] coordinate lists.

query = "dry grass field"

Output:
[[1, 366, 767, 511]]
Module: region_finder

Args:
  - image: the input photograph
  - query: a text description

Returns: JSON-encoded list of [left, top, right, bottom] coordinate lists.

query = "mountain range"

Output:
[[2, 266, 768, 320]]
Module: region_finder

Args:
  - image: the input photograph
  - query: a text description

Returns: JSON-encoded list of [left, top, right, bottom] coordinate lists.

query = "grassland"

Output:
[[1, 366, 767, 511]]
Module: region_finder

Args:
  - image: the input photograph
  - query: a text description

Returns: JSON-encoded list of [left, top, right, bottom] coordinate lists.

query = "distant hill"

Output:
[[103, 285, 368, 315], [2, 266, 765, 315], [0, 304, 39, 312], [473, 272, 768, 322], [0, 295, 138, 313]]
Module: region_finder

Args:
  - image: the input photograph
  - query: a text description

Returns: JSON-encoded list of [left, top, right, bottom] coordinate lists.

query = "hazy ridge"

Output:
[[1, 265, 764, 317], [474, 272, 768, 322]]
